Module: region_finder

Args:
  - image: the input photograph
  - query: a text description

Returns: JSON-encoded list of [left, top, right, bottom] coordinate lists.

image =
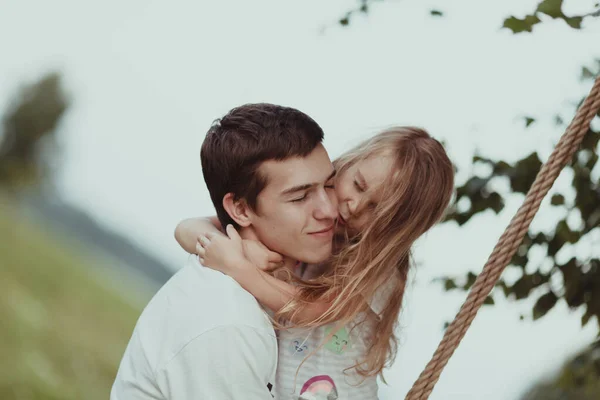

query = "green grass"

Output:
[[0, 200, 149, 400]]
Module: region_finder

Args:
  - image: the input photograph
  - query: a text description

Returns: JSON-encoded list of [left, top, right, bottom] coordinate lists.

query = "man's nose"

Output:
[[314, 189, 337, 220]]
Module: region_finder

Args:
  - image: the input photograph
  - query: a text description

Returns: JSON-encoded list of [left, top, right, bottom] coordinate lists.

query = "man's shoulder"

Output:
[[124, 257, 275, 373], [132, 257, 274, 359], [146, 256, 270, 321]]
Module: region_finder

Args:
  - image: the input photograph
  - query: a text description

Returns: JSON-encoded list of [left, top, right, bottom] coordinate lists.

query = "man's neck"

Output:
[[239, 227, 298, 271]]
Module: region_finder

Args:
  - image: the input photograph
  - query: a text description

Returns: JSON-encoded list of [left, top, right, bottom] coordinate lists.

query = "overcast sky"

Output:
[[1, 0, 599, 398]]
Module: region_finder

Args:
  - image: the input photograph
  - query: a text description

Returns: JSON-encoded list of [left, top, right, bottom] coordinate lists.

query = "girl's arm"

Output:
[[174, 217, 222, 254], [234, 262, 333, 324], [176, 217, 283, 270], [198, 225, 334, 325]]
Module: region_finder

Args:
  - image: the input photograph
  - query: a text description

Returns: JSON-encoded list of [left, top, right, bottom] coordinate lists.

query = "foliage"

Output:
[[337, 0, 600, 32], [437, 63, 600, 332], [0, 72, 69, 188], [337, 0, 600, 336]]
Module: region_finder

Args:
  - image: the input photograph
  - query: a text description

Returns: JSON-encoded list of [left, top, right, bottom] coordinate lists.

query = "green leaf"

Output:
[[564, 16, 583, 29], [484, 296, 495, 305], [502, 15, 542, 34], [444, 279, 457, 291], [551, 194, 565, 206], [555, 115, 564, 125], [533, 291, 558, 320], [465, 176, 489, 194], [430, 10, 443, 17], [581, 66, 596, 81], [510, 244, 529, 269], [498, 280, 511, 297], [510, 152, 542, 194], [465, 272, 477, 290], [580, 128, 600, 151], [524, 116, 536, 127], [532, 232, 549, 245], [487, 192, 505, 214], [536, 0, 564, 19], [492, 161, 512, 176], [555, 220, 581, 244], [560, 258, 584, 308], [339, 17, 350, 26], [511, 273, 549, 300]]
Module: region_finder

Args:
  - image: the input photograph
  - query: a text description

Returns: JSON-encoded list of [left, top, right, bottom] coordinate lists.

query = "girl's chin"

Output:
[[334, 224, 357, 238]]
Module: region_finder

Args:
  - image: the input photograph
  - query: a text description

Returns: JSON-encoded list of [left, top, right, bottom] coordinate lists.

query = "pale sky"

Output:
[[1, 0, 599, 399]]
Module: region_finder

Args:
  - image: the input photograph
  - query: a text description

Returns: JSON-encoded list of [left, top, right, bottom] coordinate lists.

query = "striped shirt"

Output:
[[275, 265, 395, 400]]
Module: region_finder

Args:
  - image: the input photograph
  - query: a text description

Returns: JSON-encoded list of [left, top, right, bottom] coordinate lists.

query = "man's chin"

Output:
[[296, 247, 332, 265]]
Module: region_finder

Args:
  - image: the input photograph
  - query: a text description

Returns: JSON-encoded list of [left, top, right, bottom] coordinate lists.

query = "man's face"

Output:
[[248, 144, 338, 265]]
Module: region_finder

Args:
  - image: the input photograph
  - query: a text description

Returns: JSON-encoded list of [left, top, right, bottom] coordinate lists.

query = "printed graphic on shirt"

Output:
[[324, 327, 350, 355], [299, 375, 338, 400], [289, 338, 309, 356]]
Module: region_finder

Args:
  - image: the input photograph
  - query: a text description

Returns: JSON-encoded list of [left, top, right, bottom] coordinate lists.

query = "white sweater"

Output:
[[111, 256, 278, 400]]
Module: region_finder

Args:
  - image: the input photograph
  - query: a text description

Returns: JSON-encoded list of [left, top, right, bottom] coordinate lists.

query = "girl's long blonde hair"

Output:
[[277, 126, 455, 378]]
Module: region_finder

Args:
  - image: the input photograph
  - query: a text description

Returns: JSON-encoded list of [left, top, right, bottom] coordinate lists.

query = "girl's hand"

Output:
[[242, 239, 284, 271], [196, 225, 246, 275], [196, 225, 283, 275]]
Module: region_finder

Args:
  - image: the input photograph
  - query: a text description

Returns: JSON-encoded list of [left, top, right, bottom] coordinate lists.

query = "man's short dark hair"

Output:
[[200, 103, 325, 228]]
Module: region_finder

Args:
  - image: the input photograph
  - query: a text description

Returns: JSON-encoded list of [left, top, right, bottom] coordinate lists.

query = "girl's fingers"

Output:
[[267, 261, 283, 270], [198, 235, 210, 246], [226, 224, 242, 243], [195, 243, 206, 256], [267, 251, 283, 263]]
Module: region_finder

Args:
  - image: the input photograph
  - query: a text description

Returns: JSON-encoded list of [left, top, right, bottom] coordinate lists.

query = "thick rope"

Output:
[[405, 76, 600, 400]]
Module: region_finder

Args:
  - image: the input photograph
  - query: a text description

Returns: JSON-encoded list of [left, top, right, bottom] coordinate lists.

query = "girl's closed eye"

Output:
[[354, 180, 365, 192]]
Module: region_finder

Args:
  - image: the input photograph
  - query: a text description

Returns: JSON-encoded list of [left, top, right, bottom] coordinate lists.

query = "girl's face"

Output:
[[334, 153, 395, 236]]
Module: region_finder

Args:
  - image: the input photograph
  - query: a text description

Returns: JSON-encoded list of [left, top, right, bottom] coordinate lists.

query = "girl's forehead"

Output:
[[355, 155, 395, 182]]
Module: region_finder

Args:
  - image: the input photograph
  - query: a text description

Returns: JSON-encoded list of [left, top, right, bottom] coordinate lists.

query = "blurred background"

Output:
[[1, 0, 599, 399]]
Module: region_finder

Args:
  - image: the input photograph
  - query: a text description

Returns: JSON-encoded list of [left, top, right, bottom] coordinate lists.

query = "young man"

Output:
[[111, 103, 337, 399]]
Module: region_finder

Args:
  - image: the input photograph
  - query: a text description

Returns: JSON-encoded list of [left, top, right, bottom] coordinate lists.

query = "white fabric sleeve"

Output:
[[157, 325, 277, 399], [110, 333, 164, 400]]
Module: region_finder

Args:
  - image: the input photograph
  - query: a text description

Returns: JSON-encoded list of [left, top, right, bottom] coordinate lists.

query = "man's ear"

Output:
[[222, 193, 252, 227]]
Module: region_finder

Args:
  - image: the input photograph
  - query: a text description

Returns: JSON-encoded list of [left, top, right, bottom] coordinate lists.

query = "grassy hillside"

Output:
[[0, 200, 149, 400]]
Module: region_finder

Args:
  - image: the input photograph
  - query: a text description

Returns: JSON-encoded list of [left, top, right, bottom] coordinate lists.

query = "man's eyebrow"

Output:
[[281, 169, 337, 196], [281, 184, 312, 196]]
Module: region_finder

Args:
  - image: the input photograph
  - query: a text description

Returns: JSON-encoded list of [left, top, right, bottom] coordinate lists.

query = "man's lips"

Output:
[[309, 225, 334, 235]]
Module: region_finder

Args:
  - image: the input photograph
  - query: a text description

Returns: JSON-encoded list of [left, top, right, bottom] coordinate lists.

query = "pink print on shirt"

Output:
[[298, 375, 338, 400]]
